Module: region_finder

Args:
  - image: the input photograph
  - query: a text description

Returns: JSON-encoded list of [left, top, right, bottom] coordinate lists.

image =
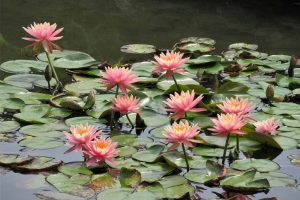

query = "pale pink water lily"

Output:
[[63, 123, 102, 154], [217, 97, 255, 120], [253, 118, 280, 134], [162, 121, 202, 150], [83, 137, 120, 166], [97, 67, 139, 94], [208, 113, 247, 137], [163, 90, 206, 121], [22, 22, 63, 53], [111, 94, 141, 114], [152, 50, 189, 80]]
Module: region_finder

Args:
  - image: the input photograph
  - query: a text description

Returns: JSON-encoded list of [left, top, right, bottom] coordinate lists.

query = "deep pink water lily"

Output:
[[63, 123, 102, 154], [83, 137, 120, 166], [22, 22, 63, 53], [162, 121, 202, 150], [217, 97, 255, 120], [97, 67, 139, 94], [152, 50, 189, 80], [253, 118, 280, 134], [111, 94, 141, 114], [163, 90, 206, 121], [208, 113, 247, 137]]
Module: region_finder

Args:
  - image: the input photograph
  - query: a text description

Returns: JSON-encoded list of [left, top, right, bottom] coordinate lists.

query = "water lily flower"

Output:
[[98, 67, 139, 94], [152, 50, 189, 80], [162, 121, 201, 150], [63, 123, 102, 154], [208, 113, 247, 137], [217, 97, 255, 120], [22, 22, 63, 53], [253, 118, 280, 134], [163, 90, 206, 121], [111, 94, 141, 114], [83, 137, 120, 166]]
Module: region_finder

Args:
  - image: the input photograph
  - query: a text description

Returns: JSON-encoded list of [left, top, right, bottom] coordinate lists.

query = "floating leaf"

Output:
[[19, 122, 69, 137], [121, 44, 156, 54], [53, 53, 96, 69], [19, 136, 64, 149], [230, 158, 279, 172], [0, 154, 33, 166], [58, 162, 93, 176], [35, 191, 86, 200], [12, 156, 62, 171], [118, 167, 141, 188], [0, 121, 20, 133], [254, 172, 296, 187], [4, 74, 56, 89], [132, 144, 164, 162], [0, 60, 47, 73]]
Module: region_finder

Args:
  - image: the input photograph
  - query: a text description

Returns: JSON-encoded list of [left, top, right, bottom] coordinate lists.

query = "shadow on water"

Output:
[[1, 0, 300, 199]]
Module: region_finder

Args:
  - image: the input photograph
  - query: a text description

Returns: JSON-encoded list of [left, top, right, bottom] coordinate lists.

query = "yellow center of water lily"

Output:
[[96, 142, 108, 151]]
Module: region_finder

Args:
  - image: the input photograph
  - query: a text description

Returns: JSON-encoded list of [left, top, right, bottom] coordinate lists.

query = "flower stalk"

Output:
[[182, 143, 190, 172]]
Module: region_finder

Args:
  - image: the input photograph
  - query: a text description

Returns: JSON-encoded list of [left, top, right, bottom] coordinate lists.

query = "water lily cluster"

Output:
[[13, 22, 300, 199]]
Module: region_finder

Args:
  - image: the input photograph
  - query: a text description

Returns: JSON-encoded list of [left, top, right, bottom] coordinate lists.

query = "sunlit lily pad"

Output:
[[65, 116, 106, 127], [174, 41, 215, 54], [254, 171, 296, 187], [220, 170, 270, 191], [132, 144, 165, 162], [19, 136, 64, 149], [4, 74, 56, 89], [0, 60, 47, 73], [157, 73, 199, 91], [12, 156, 62, 171], [37, 50, 85, 62], [117, 146, 137, 157], [0, 121, 20, 133], [53, 53, 97, 69], [0, 154, 34, 166], [121, 44, 156, 54], [108, 158, 140, 169], [230, 158, 279, 172], [58, 162, 93, 176], [19, 122, 69, 137], [179, 37, 216, 45], [46, 173, 95, 199]]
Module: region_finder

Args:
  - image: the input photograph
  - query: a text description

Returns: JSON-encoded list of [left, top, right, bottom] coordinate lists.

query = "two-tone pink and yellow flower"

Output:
[[208, 113, 247, 137], [253, 118, 280, 134], [217, 97, 255, 120], [83, 137, 120, 166], [163, 90, 206, 121], [162, 121, 202, 150], [63, 123, 102, 154], [152, 50, 189, 80], [97, 67, 139, 94], [22, 22, 63, 53], [111, 94, 141, 114]]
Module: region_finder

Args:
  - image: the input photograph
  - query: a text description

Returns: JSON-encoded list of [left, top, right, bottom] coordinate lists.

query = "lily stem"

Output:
[[172, 74, 181, 93], [222, 134, 230, 165], [181, 143, 190, 172], [45, 52, 60, 85], [110, 86, 119, 130], [236, 134, 239, 152], [126, 113, 134, 129]]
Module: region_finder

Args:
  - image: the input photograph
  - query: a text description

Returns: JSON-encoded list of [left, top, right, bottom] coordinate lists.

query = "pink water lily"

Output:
[[208, 113, 247, 137], [111, 94, 141, 114], [162, 121, 202, 150], [163, 90, 206, 121], [83, 137, 120, 166], [254, 118, 280, 134], [217, 97, 255, 120], [97, 67, 139, 94], [22, 22, 63, 53], [152, 50, 189, 80], [63, 123, 102, 154]]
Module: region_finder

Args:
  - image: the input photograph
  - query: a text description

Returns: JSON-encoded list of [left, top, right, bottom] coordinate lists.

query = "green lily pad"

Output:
[[0, 60, 47, 73], [0, 121, 20, 133], [35, 191, 86, 200], [4, 74, 56, 89], [157, 73, 199, 91], [97, 188, 156, 200], [0, 81, 29, 94], [0, 154, 34, 166], [121, 44, 156, 54], [192, 146, 230, 157], [12, 156, 62, 171], [187, 55, 221, 65], [53, 53, 96, 69], [57, 162, 93, 176], [174, 41, 215, 54], [132, 144, 165, 162], [37, 50, 85, 62], [19, 136, 64, 149], [108, 158, 140, 169], [220, 170, 270, 191], [254, 172, 296, 187], [88, 173, 119, 191], [46, 173, 95, 199], [10, 92, 53, 104], [229, 43, 258, 50], [19, 122, 69, 137], [117, 146, 137, 157], [118, 167, 141, 188], [64, 80, 100, 94], [230, 158, 279, 172], [65, 116, 106, 127]]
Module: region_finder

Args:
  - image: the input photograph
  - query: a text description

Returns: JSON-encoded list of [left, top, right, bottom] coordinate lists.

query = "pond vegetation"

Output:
[[0, 18, 300, 200]]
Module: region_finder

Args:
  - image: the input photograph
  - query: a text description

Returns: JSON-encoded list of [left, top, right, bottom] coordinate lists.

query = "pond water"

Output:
[[1, 0, 300, 199]]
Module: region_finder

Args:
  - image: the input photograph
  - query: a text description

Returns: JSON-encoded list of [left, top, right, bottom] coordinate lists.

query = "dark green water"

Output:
[[1, 0, 300, 199]]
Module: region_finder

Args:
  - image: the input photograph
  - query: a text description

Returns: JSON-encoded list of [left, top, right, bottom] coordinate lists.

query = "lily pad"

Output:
[[132, 144, 165, 162], [4, 74, 56, 89], [0, 60, 47, 73], [19, 122, 69, 137], [230, 158, 279, 172], [0, 154, 34, 166], [12, 156, 62, 171], [53, 53, 96, 69], [0, 121, 20, 133], [118, 167, 141, 188], [58, 162, 93, 176], [19, 136, 64, 149], [254, 172, 296, 187], [121, 44, 156, 54], [35, 191, 86, 200]]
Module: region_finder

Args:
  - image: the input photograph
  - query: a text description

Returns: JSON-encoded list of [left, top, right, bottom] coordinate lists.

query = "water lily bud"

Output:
[[44, 65, 53, 82], [266, 85, 274, 101], [288, 55, 297, 77]]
